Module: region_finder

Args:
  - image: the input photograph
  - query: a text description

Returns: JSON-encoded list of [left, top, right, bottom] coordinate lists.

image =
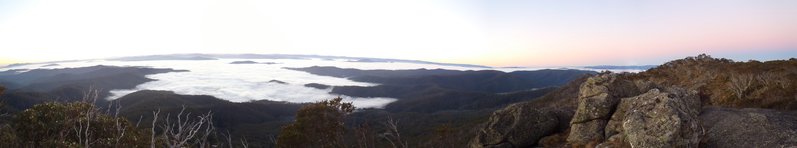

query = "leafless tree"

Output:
[[381, 117, 408, 148], [197, 112, 215, 148], [112, 102, 127, 147], [151, 109, 161, 148], [159, 106, 215, 148], [222, 131, 234, 148], [221, 131, 251, 148], [354, 123, 376, 148], [135, 115, 144, 128], [69, 87, 135, 147], [728, 73, 755, 99], [756, 72, 780, 89], [74, 88, 101, 148], [240, 137, 249, 148]]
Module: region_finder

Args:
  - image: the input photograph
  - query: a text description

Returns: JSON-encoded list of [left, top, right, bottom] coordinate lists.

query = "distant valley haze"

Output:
[[0, 53, 607, 108]]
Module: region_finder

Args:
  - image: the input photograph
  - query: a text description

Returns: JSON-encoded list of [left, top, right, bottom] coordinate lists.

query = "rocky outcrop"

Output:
[[470, 103, 559, 148], [567, 73, 640, 145], [700, 107, 797, 147], [599, 88, 702, 147], [469, 76, 589, 148], [471, 56, 797, 147]]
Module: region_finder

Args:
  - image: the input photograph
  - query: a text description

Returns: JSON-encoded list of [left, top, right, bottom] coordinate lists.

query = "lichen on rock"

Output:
[[567, 73, 640, 146], [470, 103, 559, 148]]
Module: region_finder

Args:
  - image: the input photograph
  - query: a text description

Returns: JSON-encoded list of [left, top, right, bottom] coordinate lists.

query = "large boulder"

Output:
[[605, 88, 702, 148], [567, 73, 640, 145], [700, 107, 797, 147], [470, 103, 559, 148]]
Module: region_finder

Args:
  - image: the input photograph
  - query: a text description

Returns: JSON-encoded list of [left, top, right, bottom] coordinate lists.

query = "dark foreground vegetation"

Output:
[[0, 88, 303, 147]]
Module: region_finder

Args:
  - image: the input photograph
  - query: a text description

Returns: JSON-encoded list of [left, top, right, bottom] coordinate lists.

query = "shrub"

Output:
[[10, 102, 149, 147], [277, 97, 354, 148]]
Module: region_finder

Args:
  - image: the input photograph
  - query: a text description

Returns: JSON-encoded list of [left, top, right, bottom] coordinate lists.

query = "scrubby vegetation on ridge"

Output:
[[0, 88, 213, 147], [0, 101, 150, 147], [632, 54, 797, 109]]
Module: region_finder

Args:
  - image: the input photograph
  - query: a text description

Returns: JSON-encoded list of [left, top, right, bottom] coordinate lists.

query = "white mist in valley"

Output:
[[0, 57, 645, 108], [0, 58, 496, 108]]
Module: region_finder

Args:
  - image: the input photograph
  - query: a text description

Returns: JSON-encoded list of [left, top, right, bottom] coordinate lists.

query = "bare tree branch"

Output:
[[728, 73, 755, 99], [151, 109, 161, 148], [158, 106, 215, 147], [381, 117, 408, 148]]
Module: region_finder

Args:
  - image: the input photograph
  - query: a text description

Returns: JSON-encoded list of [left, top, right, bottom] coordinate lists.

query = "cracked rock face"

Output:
[[470, 69, 797, 148], [470, 103, 559, 148], [567, 73, 640, 145], [619, 88, 702, 148]]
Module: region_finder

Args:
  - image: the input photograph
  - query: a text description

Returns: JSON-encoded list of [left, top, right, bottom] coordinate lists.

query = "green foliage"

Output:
[[6, 102, 149, 147], [277, 97, 354, 148]]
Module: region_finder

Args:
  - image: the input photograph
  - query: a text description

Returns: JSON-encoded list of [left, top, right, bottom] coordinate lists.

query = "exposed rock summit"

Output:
[[600, 88, 702, 147], [471, 55, 797, 148], [567, 73, 640, 145]]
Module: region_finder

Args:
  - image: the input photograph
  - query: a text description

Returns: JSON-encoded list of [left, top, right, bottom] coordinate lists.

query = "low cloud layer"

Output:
[[0, 58, 641, 108], [1, 59, 420, 108], [98, 59, 403, 108]]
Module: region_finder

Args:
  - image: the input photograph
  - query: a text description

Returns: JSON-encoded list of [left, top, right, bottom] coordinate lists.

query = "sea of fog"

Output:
[[0, 58, 644, 108]]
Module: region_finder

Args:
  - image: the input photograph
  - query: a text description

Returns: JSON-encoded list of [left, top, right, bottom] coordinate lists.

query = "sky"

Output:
[[0, 0, 795, 67]]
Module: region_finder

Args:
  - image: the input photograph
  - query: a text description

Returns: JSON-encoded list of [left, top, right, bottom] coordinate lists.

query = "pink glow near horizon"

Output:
[[0, 0, 794, 67]]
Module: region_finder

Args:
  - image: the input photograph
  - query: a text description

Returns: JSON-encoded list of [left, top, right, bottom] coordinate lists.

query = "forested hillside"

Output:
[[0, 64, 593, 147]]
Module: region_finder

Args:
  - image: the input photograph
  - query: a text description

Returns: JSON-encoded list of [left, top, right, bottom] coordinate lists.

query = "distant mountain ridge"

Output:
[[0, 65, 185, 92], [0, 66, 185, 112], [287, 66, 596, 93], [287, 66, 597, 113], [105, 53, 492, 68], [3, 53, 666, 72], [582, 65, 657, 70]]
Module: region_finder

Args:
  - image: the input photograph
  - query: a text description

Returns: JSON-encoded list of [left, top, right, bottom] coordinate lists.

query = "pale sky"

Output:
[[0, 0, 795, 67]]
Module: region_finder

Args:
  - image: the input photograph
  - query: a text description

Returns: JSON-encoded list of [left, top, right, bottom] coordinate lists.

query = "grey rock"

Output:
[[621, 88, 702, 148], [567, 73, 640, 145], [470, 103, 559, 148], [603, 96, 633, 142], [700, 107, 797, 147]]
